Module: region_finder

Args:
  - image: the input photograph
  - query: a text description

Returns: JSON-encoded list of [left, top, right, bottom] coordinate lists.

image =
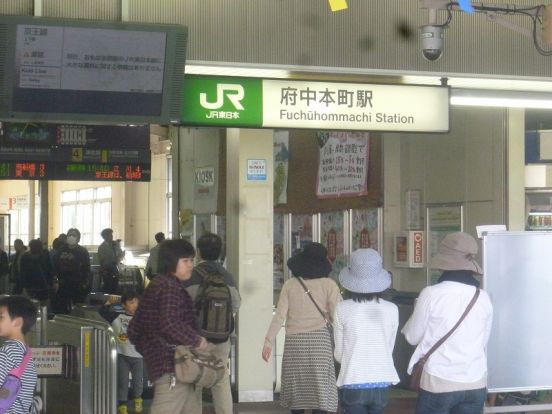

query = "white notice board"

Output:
[[484, 232, 552, 392]]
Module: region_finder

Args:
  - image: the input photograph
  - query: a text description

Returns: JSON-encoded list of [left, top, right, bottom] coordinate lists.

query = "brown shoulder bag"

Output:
[[409, 288, 480, 392]]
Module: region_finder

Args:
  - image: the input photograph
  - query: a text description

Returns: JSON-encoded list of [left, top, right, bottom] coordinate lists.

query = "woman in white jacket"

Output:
[[334, 248, 399, 414], [402, 232, 493, 414]]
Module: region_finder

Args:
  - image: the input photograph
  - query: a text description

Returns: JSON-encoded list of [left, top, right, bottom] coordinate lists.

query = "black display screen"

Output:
[[0, 123, 152, 181]]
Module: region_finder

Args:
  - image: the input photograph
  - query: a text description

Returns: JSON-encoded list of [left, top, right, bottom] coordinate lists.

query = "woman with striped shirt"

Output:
[[334, 249, 399, 414]]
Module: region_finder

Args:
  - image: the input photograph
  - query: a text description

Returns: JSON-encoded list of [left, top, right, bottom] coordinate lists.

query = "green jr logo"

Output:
[[200, 84, 245, 110]]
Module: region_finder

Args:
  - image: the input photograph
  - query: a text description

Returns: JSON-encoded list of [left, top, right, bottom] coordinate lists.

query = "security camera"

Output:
[[420, 25, 444, 61]]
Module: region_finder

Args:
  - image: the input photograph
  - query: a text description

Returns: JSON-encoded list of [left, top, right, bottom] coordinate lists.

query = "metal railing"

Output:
[[44, 315, 117, 414]]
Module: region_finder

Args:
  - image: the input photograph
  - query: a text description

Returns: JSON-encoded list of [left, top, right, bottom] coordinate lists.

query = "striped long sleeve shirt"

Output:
[[334, 298, 400, 387], [0, 340, 37, 414]]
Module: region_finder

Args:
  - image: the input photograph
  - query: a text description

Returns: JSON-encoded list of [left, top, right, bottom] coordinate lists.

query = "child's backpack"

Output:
[[194, 267, 234, 343], [0, 348, 32, 414]]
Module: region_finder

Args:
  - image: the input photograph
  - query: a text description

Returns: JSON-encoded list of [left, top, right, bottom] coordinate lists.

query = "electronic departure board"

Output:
[[0, 123, 151, 181], [0, 161, 150, 181], [0, 162, 48, 179]]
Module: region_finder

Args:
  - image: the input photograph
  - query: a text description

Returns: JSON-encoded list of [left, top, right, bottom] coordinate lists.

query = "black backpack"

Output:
[[194, 267, 234, 343]]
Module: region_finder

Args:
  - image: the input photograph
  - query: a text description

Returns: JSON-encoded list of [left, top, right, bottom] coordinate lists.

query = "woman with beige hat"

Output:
[[402, 232, 493, 414], [334, 248, 400, 414], [262, 242, 342, 414]]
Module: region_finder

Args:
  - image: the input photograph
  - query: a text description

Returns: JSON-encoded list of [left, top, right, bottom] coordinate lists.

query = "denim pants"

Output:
[[117, 354, 144, 402], [338, 387, 389, 414], [415, 387, 487, 414]]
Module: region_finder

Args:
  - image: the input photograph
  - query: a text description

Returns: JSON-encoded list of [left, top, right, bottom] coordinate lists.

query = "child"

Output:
[[0, 295, 38, 414], [112, 290, 143, 414]]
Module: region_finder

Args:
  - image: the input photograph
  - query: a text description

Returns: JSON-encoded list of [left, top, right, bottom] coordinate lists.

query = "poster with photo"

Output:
[[274, 131, 289, 205], [352, 208, 380, 252], [291, 214, 313, 257], [320, 211, 346, 280], [274, 214, 285, 294]]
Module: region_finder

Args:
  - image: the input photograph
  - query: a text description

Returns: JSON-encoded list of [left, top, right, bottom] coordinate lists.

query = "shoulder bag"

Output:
[[297, 277, 335, 348], [409, 288, 480, 392], [158, 282, 226, 389], [0, 347, 32, 413], [173, 345, 225, 388]]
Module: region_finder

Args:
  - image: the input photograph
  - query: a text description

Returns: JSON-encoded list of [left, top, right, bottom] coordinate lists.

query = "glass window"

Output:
[[8, 200, 40, 245], [61, 190, 77, 203], [60, 186, 112, 246], [79, 188, 94, 201], [97, 186, 111, 199]]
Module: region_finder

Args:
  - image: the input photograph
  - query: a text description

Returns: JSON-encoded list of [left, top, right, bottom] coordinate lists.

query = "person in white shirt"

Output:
[[402, 232, 493, 414], [334, 248, 399, 414]]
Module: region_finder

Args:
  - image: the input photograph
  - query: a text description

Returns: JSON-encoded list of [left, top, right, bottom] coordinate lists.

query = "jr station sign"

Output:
[[181, 75, 450, 133]]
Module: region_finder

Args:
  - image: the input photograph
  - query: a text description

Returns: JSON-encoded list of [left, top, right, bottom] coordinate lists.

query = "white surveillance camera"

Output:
[[420, 25, 444, 61]]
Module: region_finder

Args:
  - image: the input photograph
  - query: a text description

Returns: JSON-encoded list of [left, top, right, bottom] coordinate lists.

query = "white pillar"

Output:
[[226, 128, 274, 402], [506, 108, 526, 231]]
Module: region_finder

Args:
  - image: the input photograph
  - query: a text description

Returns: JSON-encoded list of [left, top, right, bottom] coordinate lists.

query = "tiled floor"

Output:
[[233, 397, 417, 414], [145, 390, 552, 413], [205, 389, 418, 414], [141, 389, 417, 413]]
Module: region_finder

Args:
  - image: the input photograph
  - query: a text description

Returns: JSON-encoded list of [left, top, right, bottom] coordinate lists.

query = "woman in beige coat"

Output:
[[262, 242, 342, 414]]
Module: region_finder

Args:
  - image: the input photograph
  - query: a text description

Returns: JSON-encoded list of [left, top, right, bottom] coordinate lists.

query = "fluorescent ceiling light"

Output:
[[402, 75, 552, 92], [450, 88, 552, 108], [185, 62, 289, 78]]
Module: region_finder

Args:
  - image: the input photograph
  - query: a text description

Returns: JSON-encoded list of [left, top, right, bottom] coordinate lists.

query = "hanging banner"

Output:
[[316, 131, 369, 199], [273, 131, 289, 205], [182, 75, 450, 132]]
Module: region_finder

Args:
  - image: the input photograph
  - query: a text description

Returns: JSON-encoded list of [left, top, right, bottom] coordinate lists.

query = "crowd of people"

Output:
[[0, 226, 131, 314], [0, 228, 91, 314], [0, 229, 493, 414], [263, 232, 493, 414]]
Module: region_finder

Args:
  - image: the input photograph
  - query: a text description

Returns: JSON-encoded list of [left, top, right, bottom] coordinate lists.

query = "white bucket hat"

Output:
[[429, 232, 483, 275], [339, 248, 391, 294]]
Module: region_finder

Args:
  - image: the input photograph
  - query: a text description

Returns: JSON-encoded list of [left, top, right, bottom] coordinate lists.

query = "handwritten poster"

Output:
[[316, 132, 369, 199]]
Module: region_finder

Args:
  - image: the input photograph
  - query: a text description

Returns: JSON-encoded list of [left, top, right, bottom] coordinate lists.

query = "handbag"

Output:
[[0, 347, 32, 413], [297, 277, 335, 348], [173, 345, 225, 388], [409, 288, 480, 392]]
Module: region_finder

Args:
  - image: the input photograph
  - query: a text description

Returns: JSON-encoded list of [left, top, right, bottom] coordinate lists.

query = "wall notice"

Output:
[[316, 131, 369, 199]]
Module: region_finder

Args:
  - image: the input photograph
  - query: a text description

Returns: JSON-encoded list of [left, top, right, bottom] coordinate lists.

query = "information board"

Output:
[[0, 123, 151, 181], [484, 232, 552, 392]]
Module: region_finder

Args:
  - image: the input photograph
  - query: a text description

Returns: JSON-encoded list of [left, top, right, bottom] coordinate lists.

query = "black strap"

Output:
[[419, 287, 480, 363], [296, 277, 330, 325]]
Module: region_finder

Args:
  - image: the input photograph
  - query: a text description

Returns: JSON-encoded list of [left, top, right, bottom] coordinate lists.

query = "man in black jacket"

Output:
[[53, 228, 91, 313]]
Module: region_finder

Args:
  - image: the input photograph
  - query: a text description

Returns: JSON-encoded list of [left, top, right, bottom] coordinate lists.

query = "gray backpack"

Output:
[[194, 268, 234, 343]]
